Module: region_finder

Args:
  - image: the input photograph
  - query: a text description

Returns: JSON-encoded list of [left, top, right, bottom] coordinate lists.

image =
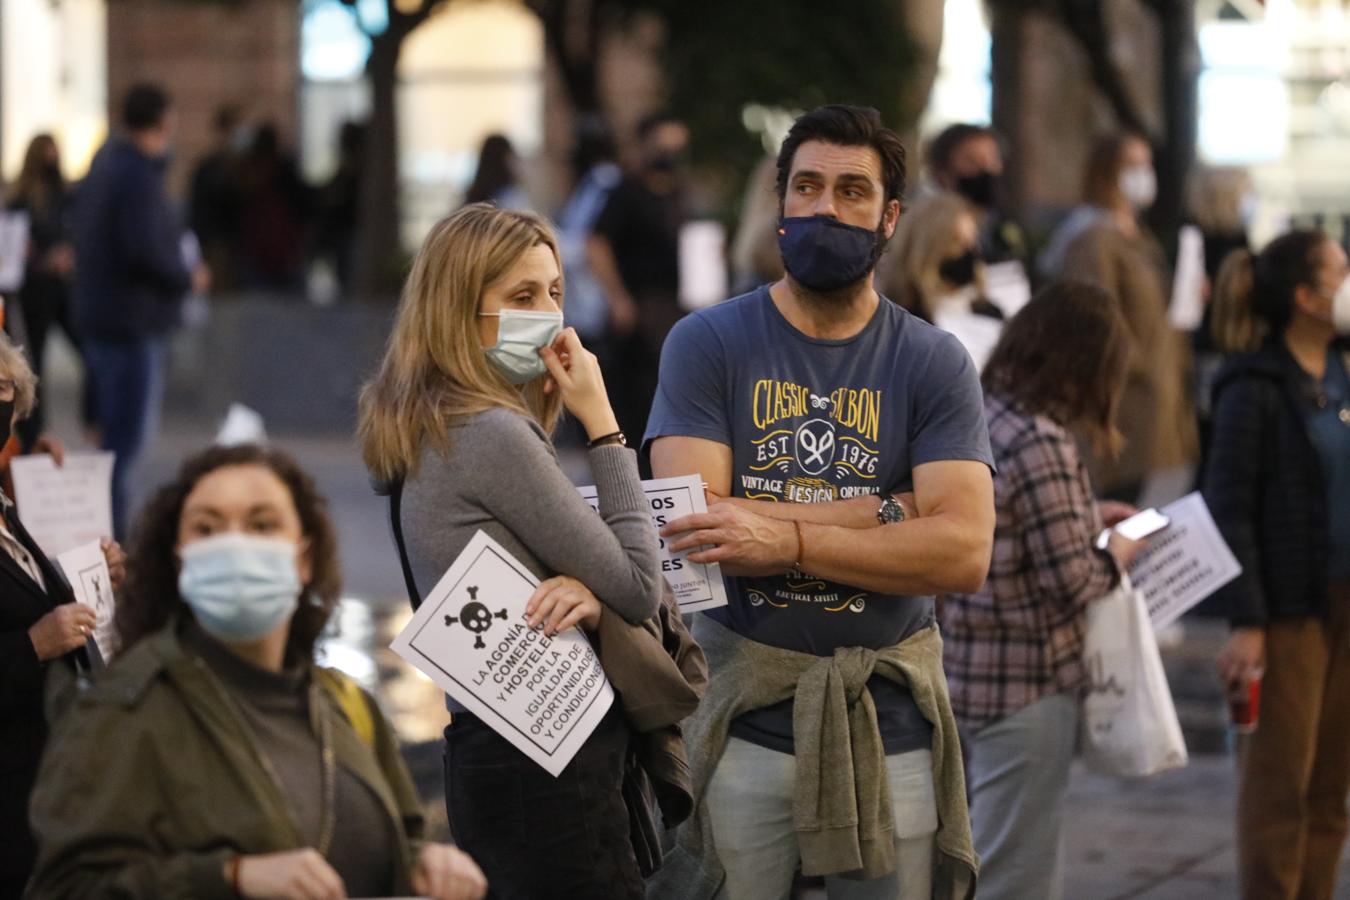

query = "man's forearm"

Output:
[[725, 494, 880, 528], [782, 515, 990, 596], [585, 236, 631, 309]]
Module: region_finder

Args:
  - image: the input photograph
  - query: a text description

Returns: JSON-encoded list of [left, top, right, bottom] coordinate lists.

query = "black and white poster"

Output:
[[390, 530, 614, 777], [577, 473, 730, 614]]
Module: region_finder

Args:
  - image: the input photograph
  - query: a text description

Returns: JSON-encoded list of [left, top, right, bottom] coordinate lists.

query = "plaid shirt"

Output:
[[940, 393, 1120, 732]]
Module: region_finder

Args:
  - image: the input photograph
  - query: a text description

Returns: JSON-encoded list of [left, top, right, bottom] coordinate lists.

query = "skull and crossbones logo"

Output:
[[443, 585, 509, 649]]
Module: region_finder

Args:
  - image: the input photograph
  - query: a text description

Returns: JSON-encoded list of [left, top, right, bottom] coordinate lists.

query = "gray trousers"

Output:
[[964, 691, 1081, 900], [705, 737, 937, 900]]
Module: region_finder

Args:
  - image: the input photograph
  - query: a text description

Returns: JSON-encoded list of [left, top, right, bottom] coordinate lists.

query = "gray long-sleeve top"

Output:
[[402, 407, 662, 632]]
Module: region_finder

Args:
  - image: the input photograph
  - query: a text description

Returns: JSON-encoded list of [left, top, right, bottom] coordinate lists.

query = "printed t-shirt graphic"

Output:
[[645, 286, 994, 753]]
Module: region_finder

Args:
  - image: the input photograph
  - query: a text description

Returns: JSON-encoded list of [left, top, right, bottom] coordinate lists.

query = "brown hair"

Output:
[[116, 444, 342, 665], [982, 281, 1132, 452], [1210, 230, 1327, 353], [358, 204, 564, 484], [1083, 132, 1148, 210], [6, 134, 61, 214]]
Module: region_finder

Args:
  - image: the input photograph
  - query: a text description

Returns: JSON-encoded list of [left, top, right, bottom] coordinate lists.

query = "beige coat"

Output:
[[1062, 220, 1198, 494]]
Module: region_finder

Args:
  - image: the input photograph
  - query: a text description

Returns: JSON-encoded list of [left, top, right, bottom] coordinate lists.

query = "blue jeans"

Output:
[[705, 738, 937, 900], [83, 337, 167, 539]]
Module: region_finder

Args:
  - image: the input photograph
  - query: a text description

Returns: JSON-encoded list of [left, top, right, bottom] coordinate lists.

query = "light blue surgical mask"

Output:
[[178, 533, 302, 642], [479, 309, 564, 384]]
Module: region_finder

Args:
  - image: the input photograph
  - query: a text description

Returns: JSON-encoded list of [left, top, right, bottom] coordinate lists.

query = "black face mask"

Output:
[[646, 152, 683, 174], [777, 215, 886, 294], [954, 170, 998, 209], [938, 248, 980, 288], [0, 399, 14, 449]]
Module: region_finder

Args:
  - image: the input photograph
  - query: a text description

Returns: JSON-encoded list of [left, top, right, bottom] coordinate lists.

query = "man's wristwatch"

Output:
[[877, 494, 906, 525]]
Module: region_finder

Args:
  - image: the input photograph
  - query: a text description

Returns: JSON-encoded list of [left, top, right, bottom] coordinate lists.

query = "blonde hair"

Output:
[[0, 331, 38, 419], [883, 191, 983, 321], [358, 204, 564, 483], [1209, 248, 1266, 354]]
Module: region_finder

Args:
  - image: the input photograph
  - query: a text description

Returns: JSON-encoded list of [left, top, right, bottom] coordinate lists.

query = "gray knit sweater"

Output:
[[401, 407, 662, 631]]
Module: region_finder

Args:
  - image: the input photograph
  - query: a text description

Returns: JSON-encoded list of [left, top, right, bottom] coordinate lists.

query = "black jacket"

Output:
[[1201, 339, 1347, 627], [72, 138, 190, 341], [0, 496, 95, 886]]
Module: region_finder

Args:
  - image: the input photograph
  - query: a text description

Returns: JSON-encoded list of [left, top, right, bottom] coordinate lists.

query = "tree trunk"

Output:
[[354, 36, 405, 302], [1148, 0, 1199, 252], [989, 3, 1027, 217]]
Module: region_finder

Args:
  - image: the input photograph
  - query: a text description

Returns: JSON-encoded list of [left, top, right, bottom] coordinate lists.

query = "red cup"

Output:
[[1229, 675, 1262, 734]]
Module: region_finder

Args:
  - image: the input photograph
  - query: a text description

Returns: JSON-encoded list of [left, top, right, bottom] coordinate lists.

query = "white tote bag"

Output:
[[1079, 574, 1189, 777]]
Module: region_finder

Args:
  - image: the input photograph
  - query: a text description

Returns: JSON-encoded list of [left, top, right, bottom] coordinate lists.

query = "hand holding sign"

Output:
[[576, 474, 729, 613], [390, 531, 614, 777], [525, 576, 602, 636]]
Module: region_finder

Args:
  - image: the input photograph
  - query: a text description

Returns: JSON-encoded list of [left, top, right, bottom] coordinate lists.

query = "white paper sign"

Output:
[[934, 307, 1003, 372], [984, 260, 1032, 319], [1170, 224, 1206, 331], [57, 540, 118, 661], [390, 531, 614, 777], [577, 474, 730, 614], [216, 402, 268, 446], [678, 220, 728, 312], [0, 211, 30, 292], [11, 452, 115, 558], [1127, 492, 1242, 630]]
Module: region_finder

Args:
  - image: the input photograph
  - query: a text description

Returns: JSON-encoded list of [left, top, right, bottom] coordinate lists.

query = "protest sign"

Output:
[[57, 540, 117, 661], [1170, 225, 1206, 331], [11, 452, 115, 558], [390, 530, 613, 777], [984, 260, 1032, 319], [577, 473, 729, 614], [1128, 492, 1242, 630], [0, 211, 29, 292]]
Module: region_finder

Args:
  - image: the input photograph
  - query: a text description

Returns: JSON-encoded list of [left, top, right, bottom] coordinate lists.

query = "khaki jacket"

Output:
[[650, 617, 976, 900], [25, 626, 424, 900]]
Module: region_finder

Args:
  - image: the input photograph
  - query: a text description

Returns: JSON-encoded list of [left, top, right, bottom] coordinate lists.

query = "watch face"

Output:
[[879, 497, 905, 524]]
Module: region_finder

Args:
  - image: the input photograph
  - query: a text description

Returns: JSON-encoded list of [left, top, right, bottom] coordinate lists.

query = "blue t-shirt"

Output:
[[1308, 348, 1350, 579], [644, 287, 994, 754]]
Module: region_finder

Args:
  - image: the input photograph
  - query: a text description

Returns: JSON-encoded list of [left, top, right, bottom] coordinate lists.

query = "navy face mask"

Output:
[[777, 215, 885, 294]]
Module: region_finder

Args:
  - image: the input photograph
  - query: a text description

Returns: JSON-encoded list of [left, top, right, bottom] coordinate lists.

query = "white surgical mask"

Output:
[[178, 533, 302, 642], [1331, 275, 1350, 336], [1119, 166, 1157, 210], [479, 309, 564, 384]]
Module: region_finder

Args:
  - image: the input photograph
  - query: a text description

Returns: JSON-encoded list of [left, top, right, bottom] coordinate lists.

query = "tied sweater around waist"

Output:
[[648, 615, 977, 900]]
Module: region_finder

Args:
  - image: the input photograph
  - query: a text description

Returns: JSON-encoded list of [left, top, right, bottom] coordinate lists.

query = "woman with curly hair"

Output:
[[26, 443, 487, 900]]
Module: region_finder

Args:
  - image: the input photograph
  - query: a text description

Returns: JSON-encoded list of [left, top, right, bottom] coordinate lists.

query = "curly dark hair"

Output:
[[115, 444, 342, 664]]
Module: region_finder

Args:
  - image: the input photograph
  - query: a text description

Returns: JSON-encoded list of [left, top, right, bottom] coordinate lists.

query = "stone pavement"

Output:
[[34, 339, 1350, 899]]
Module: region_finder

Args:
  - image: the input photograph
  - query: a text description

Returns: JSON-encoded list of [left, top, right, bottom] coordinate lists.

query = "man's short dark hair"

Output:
[[123, 84, 171, 132], [775, 105, 906, 206], [926, 123, 996, 175]]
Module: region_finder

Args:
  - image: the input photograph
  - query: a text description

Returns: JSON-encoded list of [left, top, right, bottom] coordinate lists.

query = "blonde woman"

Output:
[[358, 204, 662, 899], [881, 191, 1003, 369]]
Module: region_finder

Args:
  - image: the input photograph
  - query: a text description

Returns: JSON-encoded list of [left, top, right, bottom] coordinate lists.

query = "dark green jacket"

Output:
[[25, 626, 424, 899]]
